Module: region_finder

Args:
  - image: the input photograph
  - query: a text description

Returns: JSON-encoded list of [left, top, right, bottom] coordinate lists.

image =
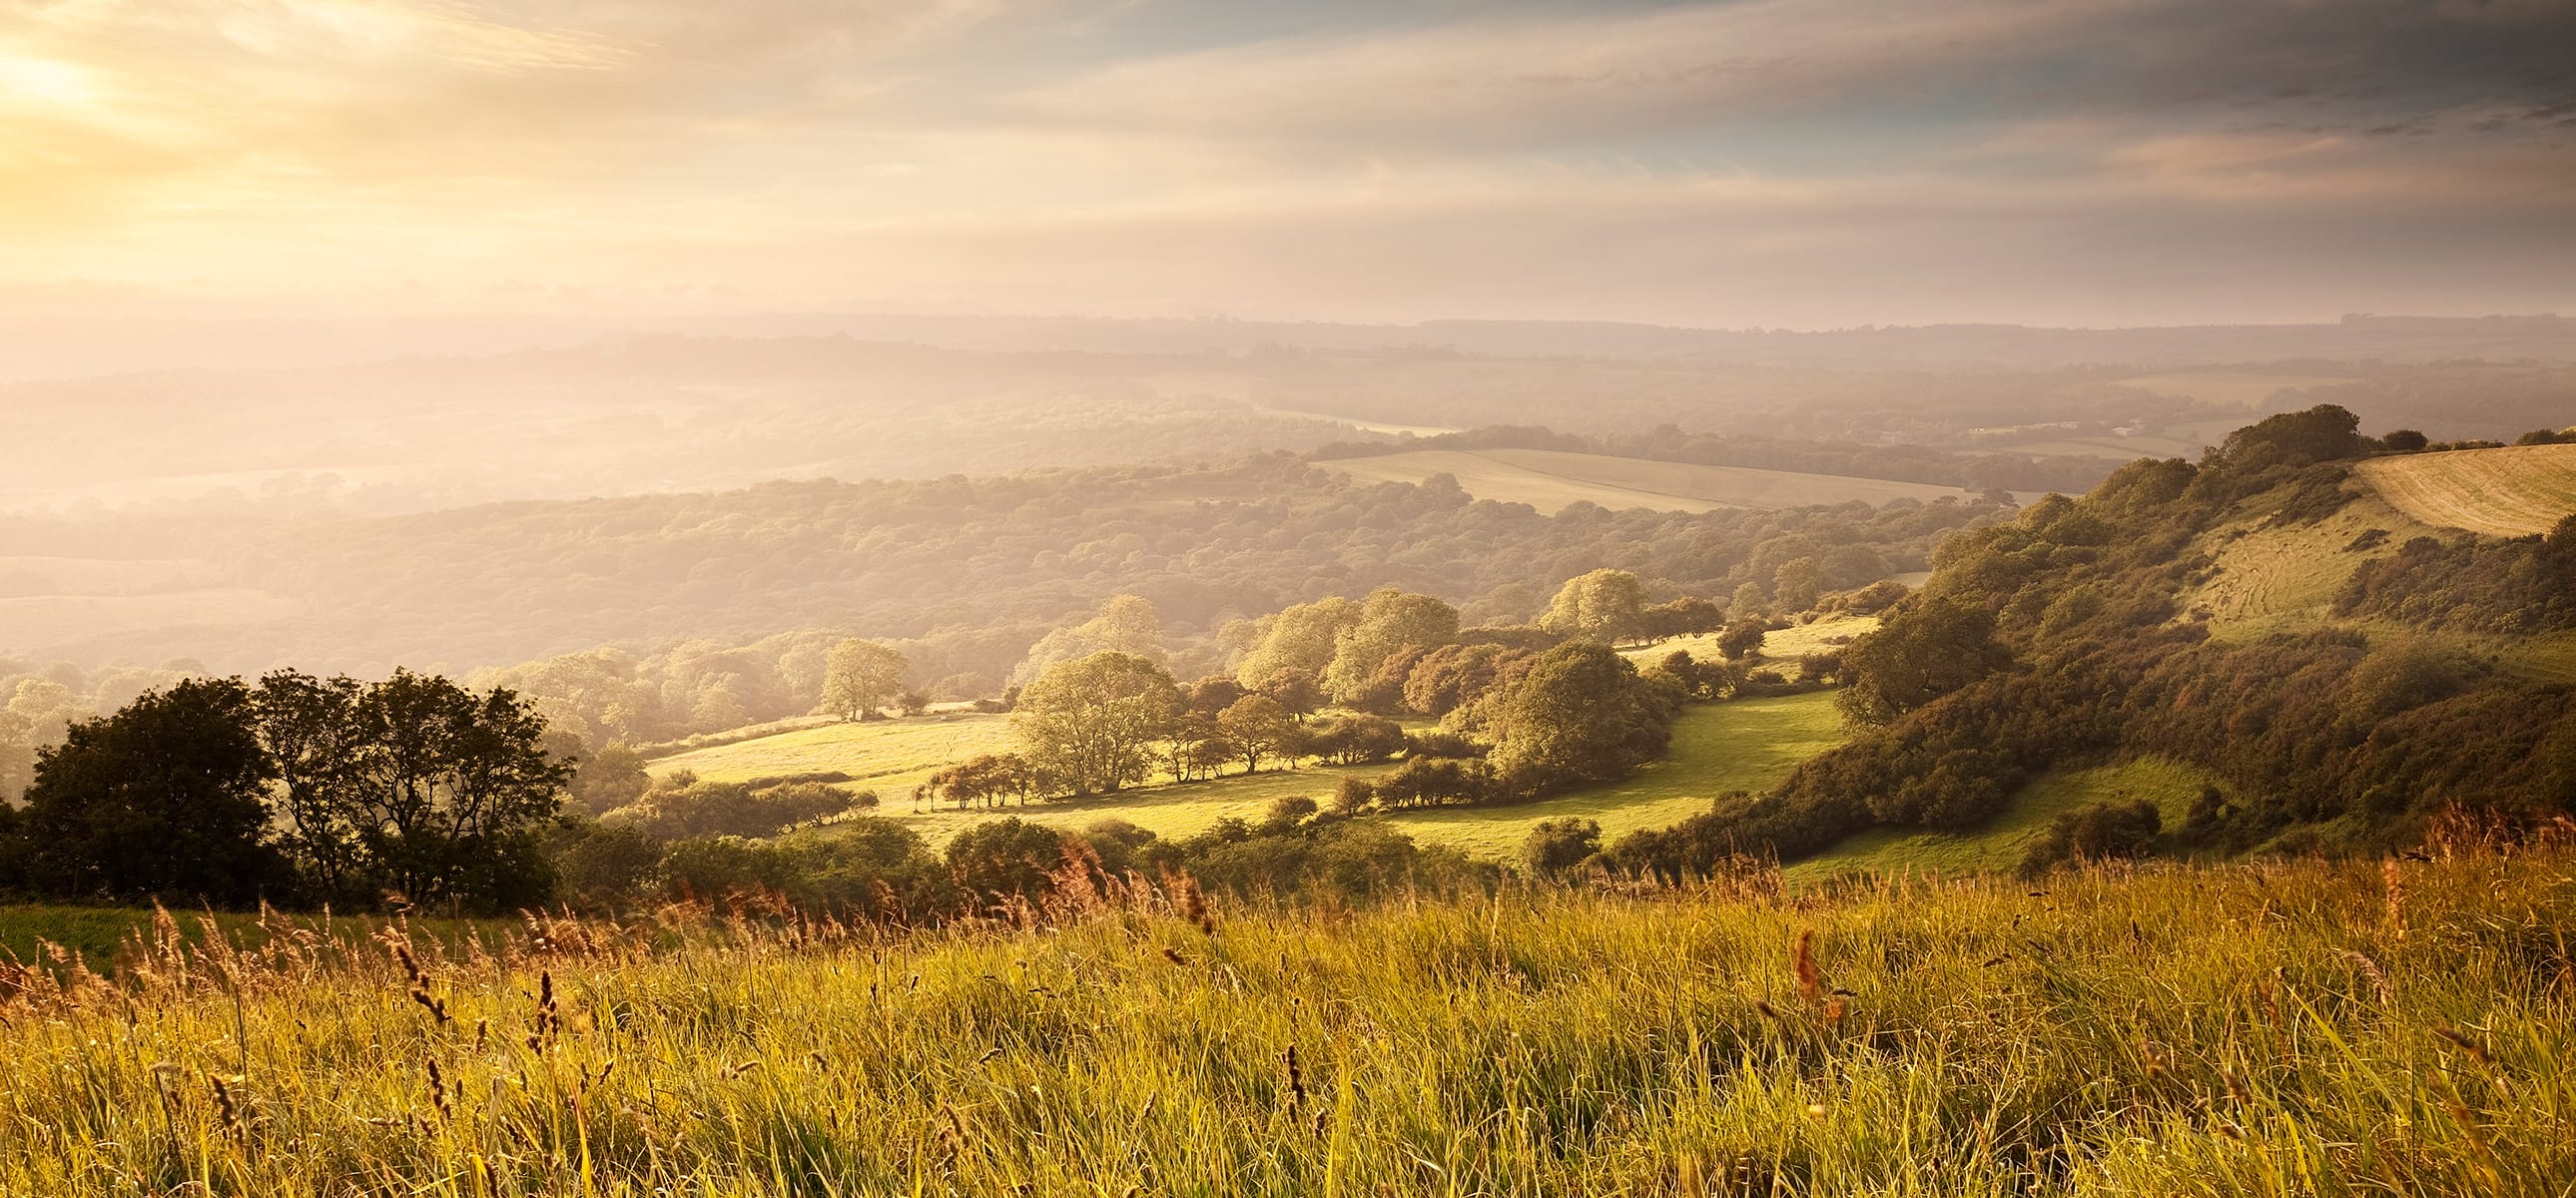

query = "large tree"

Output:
[[1012, 595, 1167, 685], [1011, 652, 1180, 796], [1233, 597, 1358, 689], [1538, 569, 1649, 645], [253, 669, 572, 911], [1215, 695, 1298, 774], [1477, 642, 1678, 795], [1836, 598, 2015, 727], [346, 671, 571, 909], [1323, 588, 1461, 708], [821, 639, 911, 722], [18, 678, 289, 905]]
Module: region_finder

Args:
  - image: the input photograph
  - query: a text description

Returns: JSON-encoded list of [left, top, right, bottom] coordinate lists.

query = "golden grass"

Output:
[[2, 848, 2569, 1195], [2353, 443, 2576, 537]]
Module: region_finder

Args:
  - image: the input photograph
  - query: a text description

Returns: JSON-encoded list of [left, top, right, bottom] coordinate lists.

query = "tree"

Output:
[[1011, 652, 1180, 795], [947, 818, 1069, 902], [568, 743, 652, 815], [822, 639, 910, 722], [1522, 818, 1603, 878], [346, 671, 574, 911], [1216, 695, 1297, 774], [1716, 620, 1768, 662], [1772, 558, 1823, 615], [1324, 588, 1460, 707], [1234, 597, 1358, 688], [1479, 643, 1679, 795], [1729, 581, 1769, 622], [18, 678, 289, 905], [930, 753, 1024, 808], [1836, 598, 2014, 727], [1013, 595, 1167, 685], [1538, 569, 1648, 644], [252, 670, 371, 902], [0, 708, 34, 805]]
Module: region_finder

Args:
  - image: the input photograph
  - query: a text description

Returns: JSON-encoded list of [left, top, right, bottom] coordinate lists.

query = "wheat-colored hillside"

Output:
[[2354, 443, 2576, 537]]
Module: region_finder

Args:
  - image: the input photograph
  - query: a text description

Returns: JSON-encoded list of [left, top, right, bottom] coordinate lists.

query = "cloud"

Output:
[[0, 0, 2570, 325]]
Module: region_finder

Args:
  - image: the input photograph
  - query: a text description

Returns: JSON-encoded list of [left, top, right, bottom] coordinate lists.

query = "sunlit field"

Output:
[[3, 847, 2567, 1196]]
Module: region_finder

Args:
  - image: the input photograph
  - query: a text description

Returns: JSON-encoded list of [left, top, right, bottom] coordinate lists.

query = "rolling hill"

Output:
[[1317, 447, 2012, 514], [2352, 442, 2576, 536]]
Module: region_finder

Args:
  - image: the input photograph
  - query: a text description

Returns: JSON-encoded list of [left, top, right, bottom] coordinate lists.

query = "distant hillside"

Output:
[[2353, 443, 2576, 537], [1612, 405, 2576, 878]]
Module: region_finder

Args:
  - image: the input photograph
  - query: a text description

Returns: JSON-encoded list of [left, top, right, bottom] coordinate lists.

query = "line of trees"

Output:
[[0, 671, 570, 911]]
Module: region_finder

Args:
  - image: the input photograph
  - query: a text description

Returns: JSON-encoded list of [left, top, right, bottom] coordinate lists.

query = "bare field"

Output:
[[1319, 447, 2000, 513], [2353, 443, 2576, 537]]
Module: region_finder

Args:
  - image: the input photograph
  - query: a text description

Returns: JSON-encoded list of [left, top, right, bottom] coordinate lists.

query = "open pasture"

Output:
[[1384, 692, 1848, 860]]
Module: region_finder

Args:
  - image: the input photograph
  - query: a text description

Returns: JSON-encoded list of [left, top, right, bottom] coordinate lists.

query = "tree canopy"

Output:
[[1011, 652, 1182, 796]]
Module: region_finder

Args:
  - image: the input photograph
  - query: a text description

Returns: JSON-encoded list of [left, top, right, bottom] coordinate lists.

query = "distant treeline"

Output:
[[1306, 424, 2121, 493]]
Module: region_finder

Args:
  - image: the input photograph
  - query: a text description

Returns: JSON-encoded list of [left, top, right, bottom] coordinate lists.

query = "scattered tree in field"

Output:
[[1216, 695, 1298, 774], [258, 669, 574, 911], [946, 818, 1069, 900], [1715, 620, 1768, 661], [1330, 776, 1377, 816], [19, 678, 288, 905], [1729, 581, 1769, 622], [821, 639, 911, 722], [1247, 667, 1326, 721], [1638, 597, 1724, 642], [929, 754, 1025, 808], [1012, 652, 1181, 795], [1304, 714, 1408, 765], [1475, 642, 1679, 794], [0, 709, 35, 805], [1538, 568, 1648, 644], [568, 743, 652, 815]]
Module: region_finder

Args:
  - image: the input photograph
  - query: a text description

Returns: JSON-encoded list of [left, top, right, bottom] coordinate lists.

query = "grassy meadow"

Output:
[[636, 691, 1849, 865], [2, 847, 2568, 1195], [1782, 758, 2218, 883], [1386, 693, 1848, 860]]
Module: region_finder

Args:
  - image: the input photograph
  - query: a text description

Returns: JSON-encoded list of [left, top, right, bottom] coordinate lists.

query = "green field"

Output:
[[650, 691, 1850, 864], [893, 760, 1409, 849], [2353, 442, 2576, 537], [0, 904, 507, 974], [1385, 692, 1849, 860], [2, 850, 2564, 1194], [1318, 447, 2005, 514], [1620, 613, 1879, 668], [1783, 757, 2218, 883], [648, 713, 1018, 794]]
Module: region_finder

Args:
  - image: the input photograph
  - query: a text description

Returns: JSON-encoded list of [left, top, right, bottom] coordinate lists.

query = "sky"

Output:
[[2, 0, 2573, 328]]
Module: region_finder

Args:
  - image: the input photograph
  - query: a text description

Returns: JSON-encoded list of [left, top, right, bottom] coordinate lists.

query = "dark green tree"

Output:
[[18, 678, 289, 905], [1836, 599, 2014, 727]]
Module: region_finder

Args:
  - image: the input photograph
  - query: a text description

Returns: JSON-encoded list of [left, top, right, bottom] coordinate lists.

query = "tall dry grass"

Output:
[[0, 847, 2569, 1195]]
